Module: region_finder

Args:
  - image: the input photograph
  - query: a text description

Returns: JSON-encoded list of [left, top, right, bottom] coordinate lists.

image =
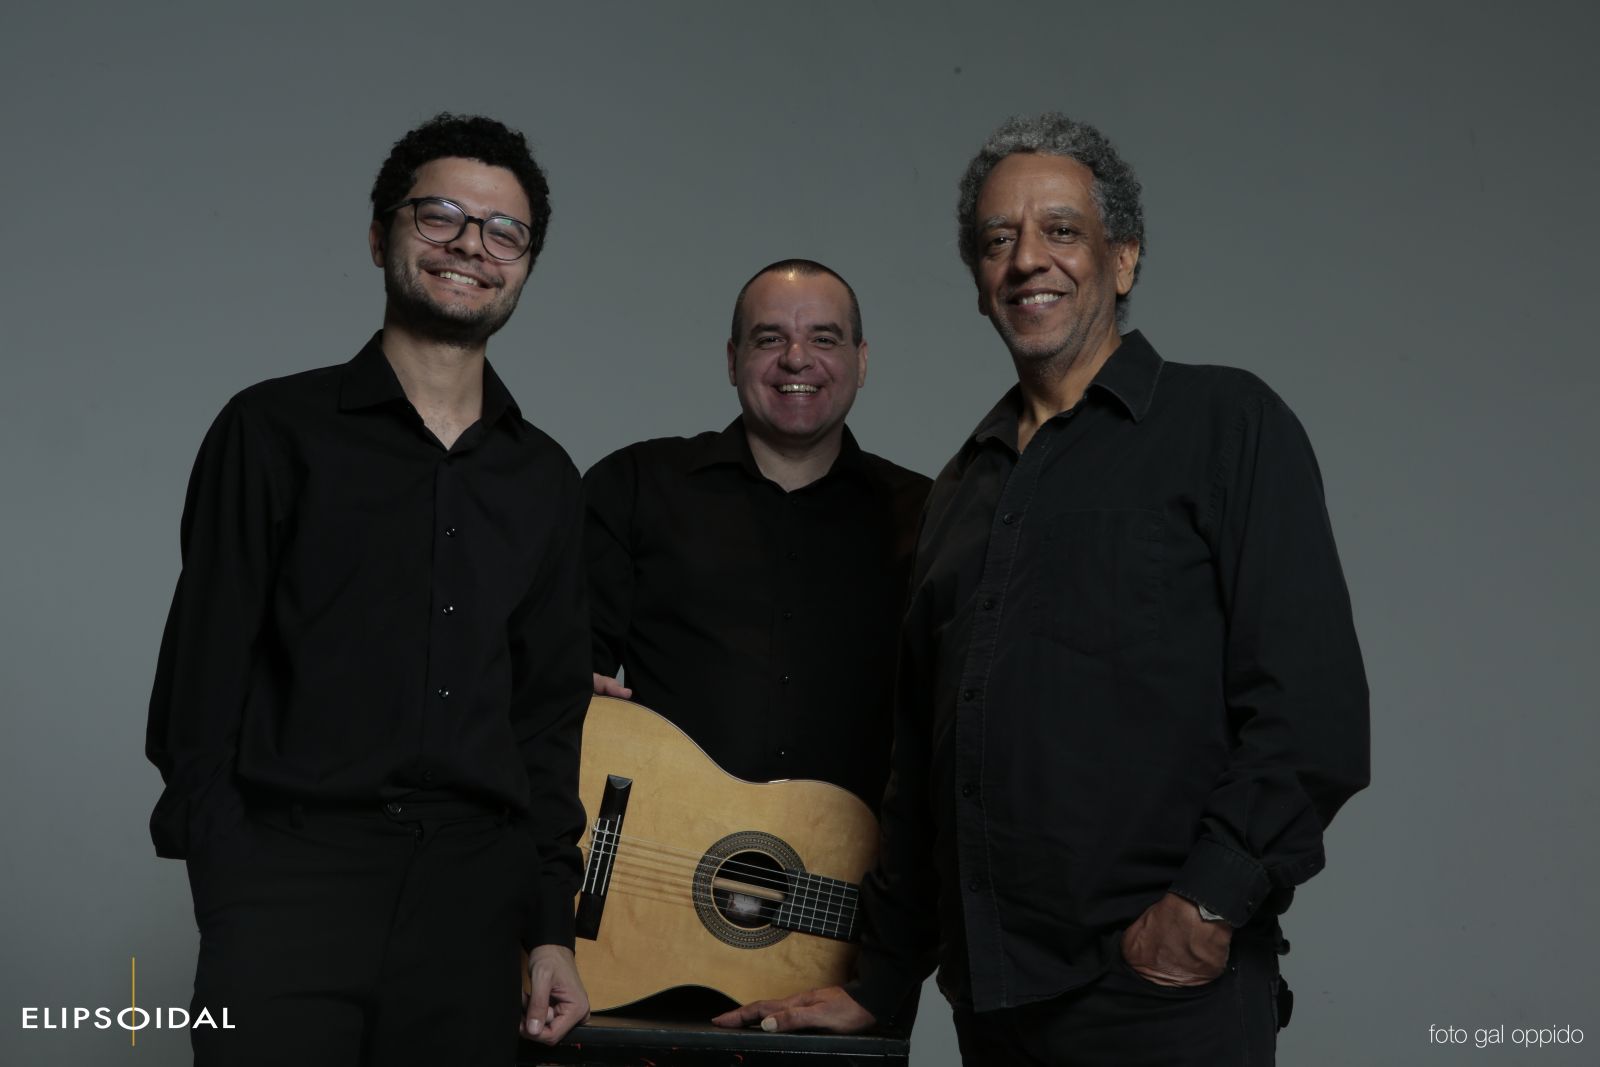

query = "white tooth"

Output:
[[778, 384, 818, 394], [439, 271, 480, 286], [1019, 293, 1059, 305]]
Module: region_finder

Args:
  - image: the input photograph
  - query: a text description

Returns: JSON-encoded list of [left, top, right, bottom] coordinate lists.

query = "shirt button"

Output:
[[982, 598, 995, 610], [422, 770, 434, 784], [782, 609, 794, 620], [441, 604, 455, 615], [1002, 512, 1017, 525], [961, 782, 976, 797], [780, 674, 790, 685], [776, 749, 787, 758], [436, 687, 451, 699], [444, 526, 458, 538], [968, 879, 980, 892], [787, 550, 798, 561], [962, 688, 976, 701]]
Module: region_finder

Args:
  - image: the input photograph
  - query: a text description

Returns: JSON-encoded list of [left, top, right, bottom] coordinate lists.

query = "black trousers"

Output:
[[953, 934, 1282, 1067], [186, 799, 540, 1067]]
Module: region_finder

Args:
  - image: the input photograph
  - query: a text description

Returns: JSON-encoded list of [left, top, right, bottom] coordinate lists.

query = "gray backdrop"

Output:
[[3, 1, 1596, 1064]]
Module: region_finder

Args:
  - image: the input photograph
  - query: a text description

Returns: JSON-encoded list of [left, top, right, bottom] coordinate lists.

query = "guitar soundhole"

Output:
[[693, 831, 802, 950], [713, 851, 783, 929]]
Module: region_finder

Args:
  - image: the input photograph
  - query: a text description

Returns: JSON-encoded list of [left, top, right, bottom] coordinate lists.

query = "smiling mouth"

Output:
[[426, 266, 494, 289], [1012, 292, 1062, 306], [776, 384, 819, 394]]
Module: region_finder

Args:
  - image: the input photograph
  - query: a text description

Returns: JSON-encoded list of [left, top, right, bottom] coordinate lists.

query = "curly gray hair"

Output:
[[956, 113, 1145, 323]]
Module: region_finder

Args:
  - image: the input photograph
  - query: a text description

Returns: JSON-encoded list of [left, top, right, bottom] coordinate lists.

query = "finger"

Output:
[[713, 999, 786, 1028], [525, 969, 553, 1036], [761, 1006, 820, 1033], [540, 1009, 578, 1045]]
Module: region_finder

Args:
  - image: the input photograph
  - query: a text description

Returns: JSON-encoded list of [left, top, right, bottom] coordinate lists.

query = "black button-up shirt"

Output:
[[583, 420, 929, 807], [850, 331, 1369, 1017], [145, 332, 590, 948]]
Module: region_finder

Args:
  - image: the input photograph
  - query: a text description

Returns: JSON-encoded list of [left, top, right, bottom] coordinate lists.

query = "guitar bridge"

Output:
[[575, 774, 632, 940]]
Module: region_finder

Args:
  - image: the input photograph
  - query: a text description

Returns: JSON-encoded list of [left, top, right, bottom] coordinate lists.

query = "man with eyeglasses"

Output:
[[147, 113, 590, 1066]]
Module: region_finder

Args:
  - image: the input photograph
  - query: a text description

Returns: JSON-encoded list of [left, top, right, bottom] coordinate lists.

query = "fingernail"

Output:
[[761, 1017, 777, 1032], [529, 1020, 542, 1035]]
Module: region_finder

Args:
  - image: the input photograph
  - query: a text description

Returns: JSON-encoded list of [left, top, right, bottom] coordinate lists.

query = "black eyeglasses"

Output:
[[385, 197, 533, 261]]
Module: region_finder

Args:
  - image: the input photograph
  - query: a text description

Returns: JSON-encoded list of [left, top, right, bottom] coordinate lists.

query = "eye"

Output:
[[755, 335, 783, 348], [812, 336, 838, 347], [1051, 225, 1080, 241]]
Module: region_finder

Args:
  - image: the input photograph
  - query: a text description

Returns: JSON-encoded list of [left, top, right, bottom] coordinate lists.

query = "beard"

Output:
[[990, 291, 1118, 374], [383, 256, 523, 348]]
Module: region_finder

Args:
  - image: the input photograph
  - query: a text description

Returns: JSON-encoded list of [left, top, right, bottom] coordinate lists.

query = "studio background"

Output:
[[2, 2, 1595, 1064]]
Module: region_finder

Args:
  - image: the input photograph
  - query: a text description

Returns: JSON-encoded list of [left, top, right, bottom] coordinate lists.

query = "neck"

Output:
[[1013, 327, 1123, 451], [379, 320, 486, 447], [745, 426, 844, 492]]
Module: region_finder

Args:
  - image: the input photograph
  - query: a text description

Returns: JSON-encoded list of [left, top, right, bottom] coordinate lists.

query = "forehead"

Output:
[[976, 152, 1099, 223], [406, 156, 530, 220], [741, 271, 852, 328]]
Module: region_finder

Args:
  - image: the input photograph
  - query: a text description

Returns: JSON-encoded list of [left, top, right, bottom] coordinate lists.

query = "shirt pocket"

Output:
[[1029, 509, 1165, 655]]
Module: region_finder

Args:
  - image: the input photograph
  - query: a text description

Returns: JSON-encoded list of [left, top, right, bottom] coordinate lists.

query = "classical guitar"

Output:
[[573, 695, 879, 1011]]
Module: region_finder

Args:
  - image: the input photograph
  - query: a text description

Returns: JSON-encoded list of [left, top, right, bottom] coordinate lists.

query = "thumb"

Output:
[[525, 967, 553, 1035]]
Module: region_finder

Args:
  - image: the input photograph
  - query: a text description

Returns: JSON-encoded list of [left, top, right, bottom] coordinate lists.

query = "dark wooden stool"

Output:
[[521, 1014, 910, 1065]]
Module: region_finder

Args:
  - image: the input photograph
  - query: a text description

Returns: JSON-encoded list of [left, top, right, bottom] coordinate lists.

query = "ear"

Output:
[[726, 339, 738, 387], [1113, 240, 1141, 295], [855, 340, 869, 388], [368, 219, 387, 268]]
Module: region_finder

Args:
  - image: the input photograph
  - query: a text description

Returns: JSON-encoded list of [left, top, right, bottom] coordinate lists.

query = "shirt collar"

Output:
[[971, 330, 1164, 450], [690, 416, 866, 483], [338, 330, 524, 436]]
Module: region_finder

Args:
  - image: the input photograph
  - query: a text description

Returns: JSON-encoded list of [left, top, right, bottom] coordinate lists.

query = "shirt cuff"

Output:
[[1169, 837, 1274, 928], [843, 955, 923, 1030], [523, 876, 578, 952]]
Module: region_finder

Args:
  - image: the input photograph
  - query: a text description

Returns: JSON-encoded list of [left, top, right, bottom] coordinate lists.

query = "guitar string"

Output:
[[589, 845, 859, 929], [604, 863, 858, 933], [580, 826, 862, 930], [586, 824, 797, 884], [604, 860, 858, 930], [602, 856, 859, 929], [590, 842, 861, 931], [583, 824, 862, 898]]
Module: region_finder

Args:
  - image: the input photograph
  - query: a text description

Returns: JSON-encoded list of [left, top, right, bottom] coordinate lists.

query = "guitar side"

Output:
[[574, 695, 880, 1011]]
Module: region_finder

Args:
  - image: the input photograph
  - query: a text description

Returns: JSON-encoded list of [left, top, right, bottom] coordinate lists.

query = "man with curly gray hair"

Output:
[[717, 113, 1369, 1066]]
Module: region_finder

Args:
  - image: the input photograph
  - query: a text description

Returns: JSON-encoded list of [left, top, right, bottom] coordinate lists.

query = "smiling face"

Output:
[[726, 269, 868, 455], [369, 156, 533, 347], [973, 152, 1139, 370]]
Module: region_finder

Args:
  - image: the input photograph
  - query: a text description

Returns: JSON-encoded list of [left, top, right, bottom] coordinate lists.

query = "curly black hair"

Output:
[[370, 113, 552, 267], [956, 113, 1145, 325]]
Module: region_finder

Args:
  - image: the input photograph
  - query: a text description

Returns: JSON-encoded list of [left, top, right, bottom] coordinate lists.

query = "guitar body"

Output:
[[574, 695, 879, 1011]]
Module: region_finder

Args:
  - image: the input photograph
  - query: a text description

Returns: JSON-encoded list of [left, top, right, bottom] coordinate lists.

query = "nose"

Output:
[[1011, 226, 1050, 275], [446, 218, 487, 259], [778, 340, 812, 372]]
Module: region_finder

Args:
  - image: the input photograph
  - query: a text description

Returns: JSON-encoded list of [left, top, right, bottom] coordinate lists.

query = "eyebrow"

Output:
[[980, 205, 1090, 231], [417, 195, 528, 224], [748, 321, 845, 338]]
